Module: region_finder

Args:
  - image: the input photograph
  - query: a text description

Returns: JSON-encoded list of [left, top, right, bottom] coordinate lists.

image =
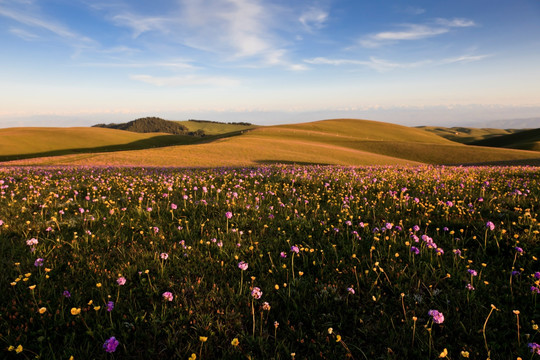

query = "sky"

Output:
[[1, 0, 539, 128]]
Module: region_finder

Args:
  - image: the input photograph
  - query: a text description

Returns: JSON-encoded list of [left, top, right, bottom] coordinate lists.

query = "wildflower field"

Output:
[[1, 165, 539, 359]]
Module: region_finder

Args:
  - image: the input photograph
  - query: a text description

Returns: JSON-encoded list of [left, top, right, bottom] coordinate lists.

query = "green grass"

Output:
[[470, 128, 540, 151], [418, 126, 526, 144], [176, 121, 257, 135], [1, 165, 539, 359]]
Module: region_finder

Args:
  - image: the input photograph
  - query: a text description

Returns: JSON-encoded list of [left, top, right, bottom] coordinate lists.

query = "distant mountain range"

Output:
[[463, 117, 540, 129]]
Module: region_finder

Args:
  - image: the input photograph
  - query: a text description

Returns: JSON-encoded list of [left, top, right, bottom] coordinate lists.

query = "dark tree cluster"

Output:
[[93, 117, 205, 136]]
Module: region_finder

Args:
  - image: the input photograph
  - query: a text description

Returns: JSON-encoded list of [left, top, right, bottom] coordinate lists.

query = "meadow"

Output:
[[1, 165, 539, 359]]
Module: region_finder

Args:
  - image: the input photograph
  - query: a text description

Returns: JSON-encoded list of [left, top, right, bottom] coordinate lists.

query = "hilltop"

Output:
[[2, 118, 539, 167], [94, 117, 202, 136]]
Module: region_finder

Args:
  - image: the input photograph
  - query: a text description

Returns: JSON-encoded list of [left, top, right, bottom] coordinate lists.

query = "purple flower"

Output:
[[453, 249, 462, 256], [117, 276, 126, 286], [535, 272, 540, 280], [280, 252, 287, 258], [428, 309, 445, 324], [26, 238, 38, 246], [251, 287, 262, 299], [486, 221, 495, 231], [467, 269, 478, 277], [34, 258, 44, 267], [225, 211, 233, 219], [103, 336, 119, 353], [413, 225, 420, 232], [107, 301, 114, 312], [291, 245, 299, 254], [347, 287, 355, 295], [466, 283, 475, 291], [529, 342, 540, 355], [531, 286, 540, 294], [514, 246, 523, 253], [238, 261, 248, 271], [410, 246, 420, 255], [162, 291, 174, 302], [63, 290, 71, 298]]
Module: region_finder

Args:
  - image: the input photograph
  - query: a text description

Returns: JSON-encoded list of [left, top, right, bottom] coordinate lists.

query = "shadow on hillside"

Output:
[[0, 130, 250, 163], [255, 160, 332, 166]]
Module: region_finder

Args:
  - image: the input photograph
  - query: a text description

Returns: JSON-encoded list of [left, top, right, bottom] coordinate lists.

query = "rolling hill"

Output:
[[1, 118, 539, 167], [470, 128, 540, 151], [418, 126, 525, 144]]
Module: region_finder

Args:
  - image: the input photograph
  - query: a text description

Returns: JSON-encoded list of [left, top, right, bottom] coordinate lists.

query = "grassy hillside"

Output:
[[0, 127, 199, 161], [470, 128, 540, 151], [94, 117, 191, 135], [418, 126, 524, 144], [176, 120, 256, 135], [3, 119, 539, 167]]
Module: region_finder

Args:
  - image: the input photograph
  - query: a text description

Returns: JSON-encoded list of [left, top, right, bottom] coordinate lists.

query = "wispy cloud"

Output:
[[0, 3, 95, 45], [359, 18, 476, 48], [305, 53, 488, 72], [9, 26, 39, 40], [305, 56, 429, 72], [299, 7, 328, 32], [130, 74, 240, 87]]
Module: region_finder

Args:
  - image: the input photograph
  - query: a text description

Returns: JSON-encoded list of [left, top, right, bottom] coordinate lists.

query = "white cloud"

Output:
[[359, 18, 476, 47], [9, 26, 39, 40], [130, 74, 240, 87], [305, 53, 489, 72], [0, 4, 95, 44], [305, 56, 429, 72], [299, 7, 328, 31], [111, 13, 171, 38]]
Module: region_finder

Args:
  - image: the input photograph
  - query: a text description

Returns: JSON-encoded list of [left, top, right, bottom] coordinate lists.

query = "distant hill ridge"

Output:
[[94, 117, 204, 136]]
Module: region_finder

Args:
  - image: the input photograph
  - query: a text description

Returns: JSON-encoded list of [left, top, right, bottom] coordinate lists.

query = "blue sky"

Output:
[[1, 0, 539, 127]]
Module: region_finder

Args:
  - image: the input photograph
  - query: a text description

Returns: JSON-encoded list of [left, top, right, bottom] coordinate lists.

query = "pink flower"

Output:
[[160, 253, 169, 260], [162, 291, 174, 302], [225, 211, 233, 219], [238, 261, 248, 271], [251, 287, 262, 299], [428, 309, 445, 324], [171, 203, 177, 210], [117, 276, 126, 286]]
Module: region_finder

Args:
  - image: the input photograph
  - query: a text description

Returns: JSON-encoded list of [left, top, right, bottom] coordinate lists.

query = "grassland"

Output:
[[0, 127, 200, 162], [470, 128, 540, 152], [2, 119, 539, 167], [418, 126, 525, 144], [1, 165, 539, 359]]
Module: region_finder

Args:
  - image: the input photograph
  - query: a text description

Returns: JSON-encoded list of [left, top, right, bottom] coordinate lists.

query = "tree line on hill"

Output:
[[188, 119, 253, 126], [93, 117, 205, 137]]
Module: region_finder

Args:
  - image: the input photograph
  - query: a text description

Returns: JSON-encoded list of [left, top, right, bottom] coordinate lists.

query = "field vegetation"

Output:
[[1, 165, 539, 359], [2, 119, 539, 167], [418, 126, 525, 144]]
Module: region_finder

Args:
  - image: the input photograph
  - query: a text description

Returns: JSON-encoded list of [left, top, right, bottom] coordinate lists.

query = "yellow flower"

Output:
[[188, 353, 196, 360], [39, 307, 47, 314], [461, 350, 470, 358], [328, 327, 333, 334], [199, 336, 208, 342], [7, 345, 14, 351], [15, 345, 23, 353], [513, 310, 520, 315], [71, 307, 81, 315], [96, 283, 102, 288], [94, 306, 101, 311], [274, 284, 279, 290], [439, 348, 448, 358], [28, 285, 36, 290], [88, 300, 93, 305], [69, 356, 74, 360], [532, 324, 538, 330], [335, 334, 342, 342], [231, 338, 239, 347]]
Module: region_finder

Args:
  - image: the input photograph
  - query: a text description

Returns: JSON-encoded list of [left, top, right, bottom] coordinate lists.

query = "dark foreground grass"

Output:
[[0, 165, 539, 359]]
